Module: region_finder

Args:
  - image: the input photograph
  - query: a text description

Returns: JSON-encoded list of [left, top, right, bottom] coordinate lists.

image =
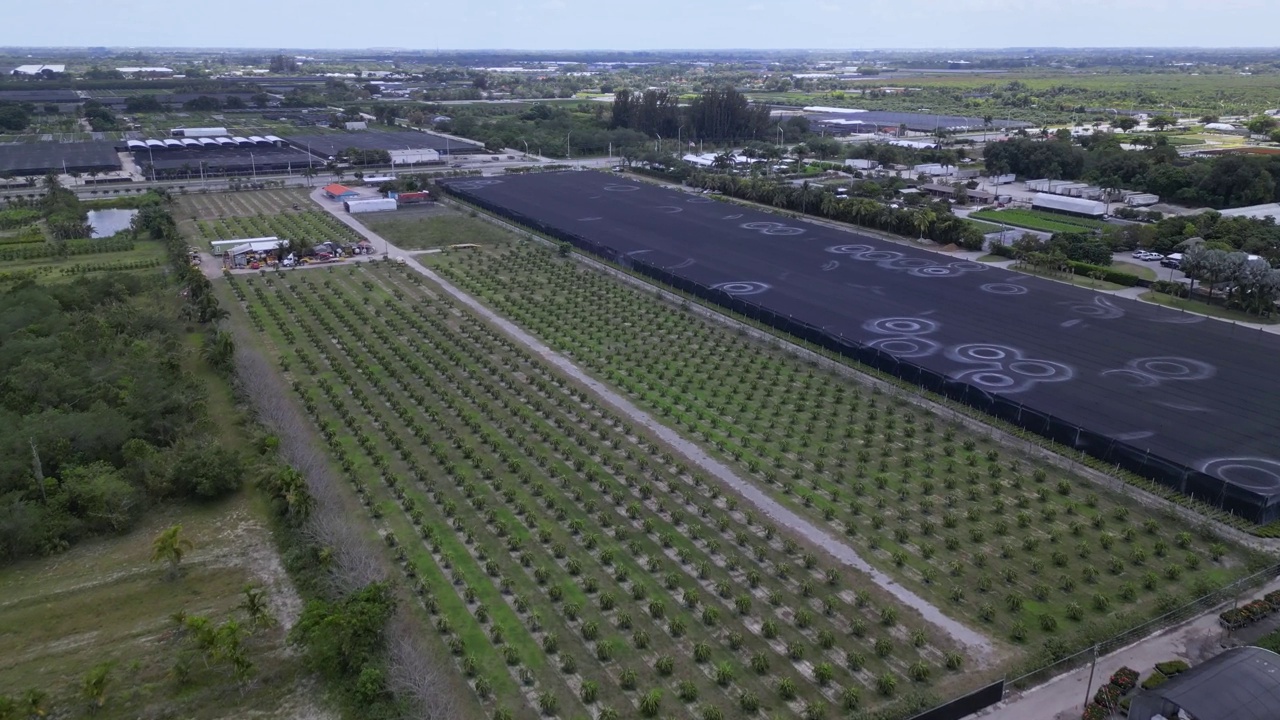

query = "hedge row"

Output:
[[1062, 260, 1142, 287]]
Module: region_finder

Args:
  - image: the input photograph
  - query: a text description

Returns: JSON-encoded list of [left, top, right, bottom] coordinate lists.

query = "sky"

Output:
[[2, 0, 1278, 51]]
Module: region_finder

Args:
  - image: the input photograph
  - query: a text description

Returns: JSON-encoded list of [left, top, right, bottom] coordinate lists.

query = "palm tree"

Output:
[[912, 208, 936, 240], [239, 585, 275, 631], [151, 524, 193, 580]]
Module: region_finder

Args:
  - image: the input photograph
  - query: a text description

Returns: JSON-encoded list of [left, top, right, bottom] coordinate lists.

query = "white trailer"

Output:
[[1026, 179, 1052, 192], [1125, 193, 1160, 207], [344, 198, 397, 214], [1031, 193, 1106, 218]]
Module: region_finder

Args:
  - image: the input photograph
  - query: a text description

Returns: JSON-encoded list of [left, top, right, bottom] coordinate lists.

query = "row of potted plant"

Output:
[[1219, 590, 1280, 629]]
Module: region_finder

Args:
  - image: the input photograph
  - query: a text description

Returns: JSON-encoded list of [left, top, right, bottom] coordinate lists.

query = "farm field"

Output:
[[187, 210, 363, 251], [0, 238, 166, 285], [177, 188, 315, 220], [425, 242, 1258, 655], [228, 263, 972, 719], [969, 209, 1108, 234], [366, 212, 515, 250]]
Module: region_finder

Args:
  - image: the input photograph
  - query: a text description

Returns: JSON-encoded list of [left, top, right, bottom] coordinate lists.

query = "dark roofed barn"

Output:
[[0, 142, 122, 176], [1129, 647, 1280, 720]]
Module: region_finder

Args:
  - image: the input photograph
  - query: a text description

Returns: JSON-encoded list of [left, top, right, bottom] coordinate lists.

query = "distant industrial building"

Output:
[[116, 67, 175, 77], [803, 107, 1032, 135], [170, 127, 229, 138], [10, 64, 65, 76], [123, 135, 312, 179]]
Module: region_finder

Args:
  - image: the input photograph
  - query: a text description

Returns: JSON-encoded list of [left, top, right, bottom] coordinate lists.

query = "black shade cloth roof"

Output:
[[1130, 647, 1280, 720]]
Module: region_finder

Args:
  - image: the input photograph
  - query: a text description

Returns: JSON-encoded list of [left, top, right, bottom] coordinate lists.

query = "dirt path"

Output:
[[308, 189, 996, 660]]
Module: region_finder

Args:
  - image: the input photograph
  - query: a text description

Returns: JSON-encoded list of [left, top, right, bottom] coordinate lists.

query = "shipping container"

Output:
[[1025, 178, 1052, 192], [394, 191, 432, 205]]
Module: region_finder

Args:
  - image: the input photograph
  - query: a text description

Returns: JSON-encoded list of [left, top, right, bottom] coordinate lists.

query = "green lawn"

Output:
[[1012, 263, 1131, 291], [1140, 291, 1280, 325], [965, 219, 1005, 235], [366, 212, 517, 250], [970, 209, 1107, 234], [1110, 261, 1157, 280]]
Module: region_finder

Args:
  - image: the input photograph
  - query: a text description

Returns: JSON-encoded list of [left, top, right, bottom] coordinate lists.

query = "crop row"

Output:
[[178, 188, 313, 220], [0, 238, 134, 262], [428, 244, 1252, 653], [58, 258, 163, 275], [194, 211, 360, 248], [232, 263, 963, 719]]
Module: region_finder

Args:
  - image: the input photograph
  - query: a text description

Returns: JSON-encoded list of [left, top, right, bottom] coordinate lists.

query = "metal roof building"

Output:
[[1129, 647, 1280, 720]]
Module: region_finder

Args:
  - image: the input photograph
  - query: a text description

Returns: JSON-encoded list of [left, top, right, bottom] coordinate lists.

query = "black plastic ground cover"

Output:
[[439, 171, 1280, 522]]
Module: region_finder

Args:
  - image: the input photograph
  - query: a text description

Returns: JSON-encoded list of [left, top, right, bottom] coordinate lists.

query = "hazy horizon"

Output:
[[5, 0, 1278, 53]]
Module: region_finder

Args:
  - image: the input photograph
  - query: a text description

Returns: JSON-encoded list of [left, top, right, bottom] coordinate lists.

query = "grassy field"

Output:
[[1140, 290, 1280, 325], [970, 209, 1107, 234], [0, 495, 312, 719], [424, 242, 1258, 657], [186, 210, 362, 252], [367, 212, 518, 250], [1111, 261, 1157, 281], [177, 188, 315, 220], [965, 219, 1005, 235], [229, 263, 975, 719]]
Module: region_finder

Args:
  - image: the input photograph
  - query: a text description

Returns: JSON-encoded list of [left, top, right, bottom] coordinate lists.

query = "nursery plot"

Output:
[[177, 189, 314, 220], [226, 262, 970, 720], [188, 211, 363, 250], [425, 244, 1257, 654]]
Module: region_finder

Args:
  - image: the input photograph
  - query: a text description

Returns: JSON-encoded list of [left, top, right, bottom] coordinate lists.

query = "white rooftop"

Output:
[[12, 64, 65, 74], [1218, 203, 1280, 223]]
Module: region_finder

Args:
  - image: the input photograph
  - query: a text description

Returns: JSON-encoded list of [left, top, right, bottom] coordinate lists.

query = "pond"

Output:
[[86, 209, 138, 239]]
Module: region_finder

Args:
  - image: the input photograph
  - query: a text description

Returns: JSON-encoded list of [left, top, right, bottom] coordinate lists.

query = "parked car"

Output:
[[1139, 251, 1164, 262], [1131, 248, 1150, 258], [1161, 253, 1184, 268]]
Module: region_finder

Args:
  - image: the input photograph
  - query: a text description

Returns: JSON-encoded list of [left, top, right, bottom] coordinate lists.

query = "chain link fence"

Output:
[[1005, 561, 1280, 694]]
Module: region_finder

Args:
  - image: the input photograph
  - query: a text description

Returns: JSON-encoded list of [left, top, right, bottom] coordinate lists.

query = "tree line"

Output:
[[673, 168, 985, 250], [611, 86, 774, 142], [983, 133, 1280, 209]]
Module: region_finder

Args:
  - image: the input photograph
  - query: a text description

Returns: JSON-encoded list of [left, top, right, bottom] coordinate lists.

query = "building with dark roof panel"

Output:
[[1129, 647, 1280, 720], [0, 142, 122, 176], [0, 89, 82, 104]]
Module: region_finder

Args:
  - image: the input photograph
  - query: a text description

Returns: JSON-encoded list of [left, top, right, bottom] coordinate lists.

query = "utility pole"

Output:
[[1081, 643, 1100, 711]]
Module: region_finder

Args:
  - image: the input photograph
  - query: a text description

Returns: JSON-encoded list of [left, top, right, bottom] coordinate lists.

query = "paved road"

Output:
[[305, 186, 997, 661]]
